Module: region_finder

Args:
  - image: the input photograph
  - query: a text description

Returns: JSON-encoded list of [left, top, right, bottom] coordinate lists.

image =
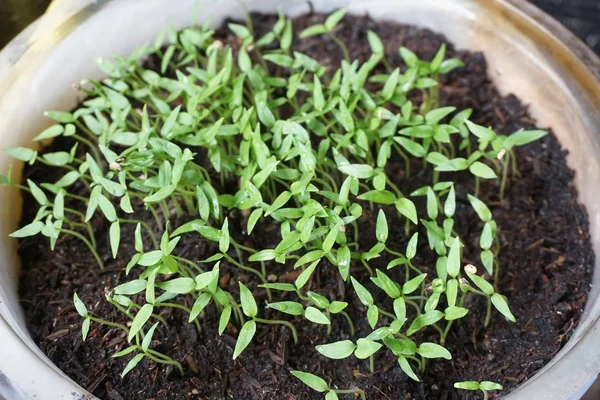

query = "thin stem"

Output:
[[340, 311, 356, 336], [254, 317, 298, 344], [59, 228, 104, 269], [484, 296, 492, 327], [369, 354, 375, 374], [327, 33, 350, 61], [146, 351, 184, 376]]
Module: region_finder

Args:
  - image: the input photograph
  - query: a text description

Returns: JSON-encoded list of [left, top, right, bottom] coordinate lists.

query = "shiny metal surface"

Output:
[[0, 1, 598, 399]]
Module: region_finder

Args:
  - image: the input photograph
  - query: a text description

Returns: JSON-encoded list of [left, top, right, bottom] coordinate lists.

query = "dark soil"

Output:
[[17, 12, 593, 400]]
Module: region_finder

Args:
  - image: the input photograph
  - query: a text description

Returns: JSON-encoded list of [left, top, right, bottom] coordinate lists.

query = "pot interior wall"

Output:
[[0, 0, 598, 398]]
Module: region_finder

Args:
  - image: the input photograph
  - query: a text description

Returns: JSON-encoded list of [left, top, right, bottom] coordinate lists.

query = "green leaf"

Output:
[[228, 23, 251, 39], [395, 137, 426, 157], [358, 190, 396, 205], [239, 282, 258, 318], [259, 283, 297, 292], [328, 301, 348, 314], [505, 129, 547, 148], [109, 221, 120, 258], [73, 293, 88, 317], [325, 8, 348, 31], [141, 322, 158, 353], [4, 147, 36, 163], [467, 272, 494, 295], [247, 208, 263, 234], [305, 306, 330, 324], [189, 292, 212, 322], [371, 269, 401, 298], [403, 273, 427, 295], [381, 68, 400, 100], [469, 161, 497, 179], [218, 305, 232, 335], [430, 44, 446, 72], [9, 221, 44, 238], [454, 381, 480, 391], [399, 47, 418, 67], [418, 342, 451, 360], [128, 304, 153, 341], [299, 24, 327, 38], [33, 124, 64, 141], [248, 249, 275, 262], [440, 58, 465, 74], [98, 194, 117, 222], [426, 187, 438, 220], [465, 120, 496, 141], [426, 107, 456, 125], [467, 194, 492, 222], [114, 279, 147, 295], [367, 305, 378, 329], [481, 249, 494, 275], [444, 186, 456, 217], [447, 237, 462, 278], [491, 293, 516, 322], [313, 75, 324, 111], [350, 277, 373, 306], [479, 381, 504, 391], [157, 277, 195, 294], [376, 209, 388, 242], [233, 320, 256, 359], [444, 306, 469, 321], [406, 232, 418, 260], [446, 278, 458, 307], [121, 353, 144, 377], [355, 338, 382, 359], [367, 30, 384, 54], [290, 371, 328, 392], [295, 260, 320, 289], [112, 345, 138, 359], [398, 356, 420, 382], [326, 391, 339, 400], [396, 198, 418, 225], [406, 310, 444, 335], [316, 340, 356, 359], [219, 218, 230, 253], [294, 250, 325, 269], [27, 179, 48, 205], [268, 301, 304, 316]]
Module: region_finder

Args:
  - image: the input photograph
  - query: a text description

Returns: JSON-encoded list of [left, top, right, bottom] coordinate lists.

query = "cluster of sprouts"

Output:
[[2, 9, 547, 398]]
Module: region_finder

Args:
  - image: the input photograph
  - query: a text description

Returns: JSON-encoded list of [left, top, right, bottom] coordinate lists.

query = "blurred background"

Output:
[[0, 0, 598, 53]]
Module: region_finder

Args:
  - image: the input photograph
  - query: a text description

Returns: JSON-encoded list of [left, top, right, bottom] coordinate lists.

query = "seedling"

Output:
[[2, 9, 547, 397]]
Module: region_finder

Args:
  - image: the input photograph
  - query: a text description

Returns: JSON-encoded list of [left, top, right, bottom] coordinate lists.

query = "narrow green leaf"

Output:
[[355, 338, 382, 359], [290, 371, 328, 392], [469, 161, 497, 179], [491, 293, 516, 322], [233, 320, 256, 359], [110, 221, 120, 258], [128, 304, 153, 341], [121, 353, 145, 377], [418, 342, 452, 360], [316, 340, 356, 359], [239, 282, 258, 318], [305, 306, 330, 324]]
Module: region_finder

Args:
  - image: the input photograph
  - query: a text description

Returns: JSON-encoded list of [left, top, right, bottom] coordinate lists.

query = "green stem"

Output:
[[327, 33, 350, 61], [340, 311, 356, 336], [146, 350, 184, 376], [254, 317, 298, 344], [59, 228, 104, 269]]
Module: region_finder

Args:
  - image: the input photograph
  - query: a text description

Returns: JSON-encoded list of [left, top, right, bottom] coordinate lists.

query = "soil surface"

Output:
[[17, 13, 594, 400]]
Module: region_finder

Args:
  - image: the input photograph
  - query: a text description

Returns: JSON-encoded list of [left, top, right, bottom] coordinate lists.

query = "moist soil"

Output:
[[17, 12, 593, 400]]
